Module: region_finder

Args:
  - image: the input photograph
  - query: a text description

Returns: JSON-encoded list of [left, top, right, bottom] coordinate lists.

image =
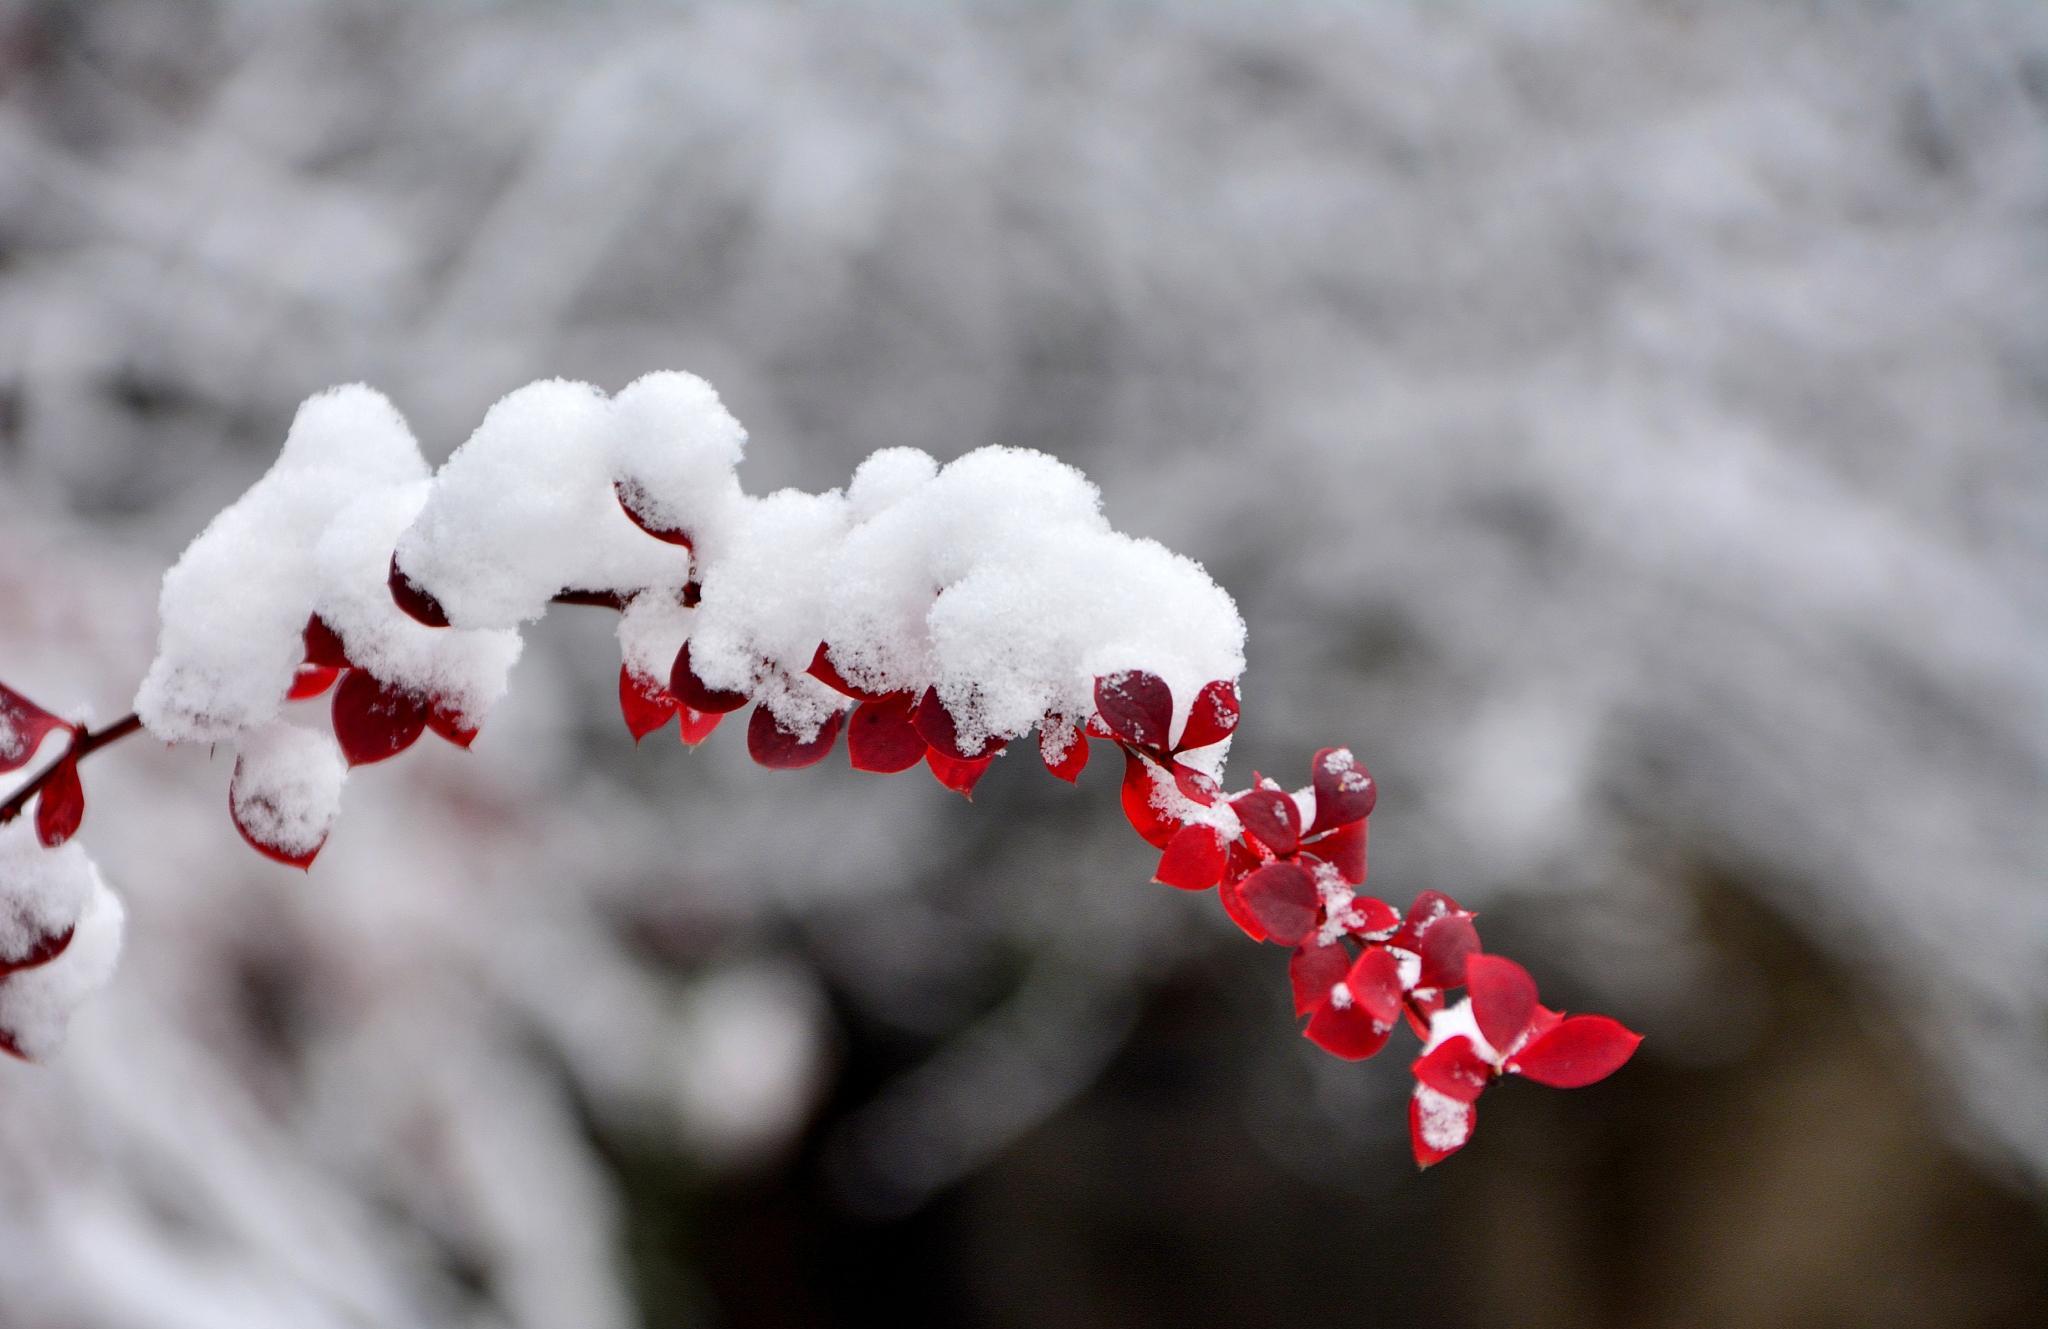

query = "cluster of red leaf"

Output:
[[0, 684, 86, 1060]]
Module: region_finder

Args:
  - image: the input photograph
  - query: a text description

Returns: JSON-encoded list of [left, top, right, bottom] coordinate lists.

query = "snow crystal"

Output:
[[617, 590, 695, 685], [137, 385, 429, 743], [0, 861, 123, 1060], [1412, 1085, 1474, 1153], [609, 370, 749, 551], [1327, 981, 1354, 1011], [0, 821, 93, 964], [1422, 996, 1502, 1065], [231, 723, 348, 858]]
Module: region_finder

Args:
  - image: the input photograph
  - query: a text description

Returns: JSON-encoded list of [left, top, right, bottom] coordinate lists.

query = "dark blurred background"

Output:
[[2, 1, 2046, 1326]]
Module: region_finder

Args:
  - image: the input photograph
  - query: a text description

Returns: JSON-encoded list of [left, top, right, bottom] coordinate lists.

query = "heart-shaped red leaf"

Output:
[[911, 690, 997, 761], [427, 700, 480, 749], [1217, 871, 1269, 942], [619, 665, 679, 741], [1170, 761, 1220, 807], [1093, 671, 1173, 750], [1392, 890, 1470, 953], [1410, 1087, 1478, 1167], [1176, 679, 1240, 752], [1340, 894, 1401, 938], [669, 642, 750, 714], [1238, 861, 1319, 946], [1465, 953, 1539, 1054], [806, 644, 890, 704], [1119, 751, 1181, 849], [1154, 823, 1226, 891], [614, 478, 694, 548], [925, 747, 997, 799], [388, 553, 450, 628], [331, 670, 428, 767], [34, 757, 84, 848], [1417, 912, 1481, 990], [848, 695, 927, 773], [0, 925, 73, 980], [1299, 819, 1368, 885], [288, 664, 341, 701], [746, 704, 845, 769], [1342, 945, 1405, 1025], [1304, 996, 1395, 1062], [1289, 941, 1353, 1017], [1229, 788, 1300, 857], [678, 707, 724, 747], [1309, 746, 1376, 832], [302, 615, 352, 669], [1508, 1016, 1643, 1089], [1413, 1036, 1493, 1104], [0, 683, 69, 774], [1038, 718, 1090, 784]]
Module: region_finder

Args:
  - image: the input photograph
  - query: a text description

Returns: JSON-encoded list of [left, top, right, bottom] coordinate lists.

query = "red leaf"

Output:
[[388, 553, 450, 628], [1119, 751, 1181, 849], [1238, 861, 1319, 946], [678, 707, 724, 747], [1217, 870, 1269, 942], [1170, 761, 1220, 807], [1228, 788, 1300, 857], [926, 747, 997, 799], [288, 664, 341, 700], [331, 670, 428, 767], [34, 757, 84, 848], [746, 704, 844, 769], [1338, 893, 1400, 938], [1038, 719, 1090, 784], [0, 1027, 28, 1062], [911, 690, 997, 761], [1175, 679, 1240, 752], [229, 768, 324, 870], [1308, 746, 1376, 832], [1417, 912, 1481, 990], [619, 665, 678, 741], [1304, 998, 1394, 1061], [614, 478, 693, 547], [1508, 1016, 1643, 1089], [1465, 954, 1539, 1053], [427, 700, 479, 750], [806, 644, 890, 703], [669, 641, 750, 714], [1154, 824, 1226, 891], [1093, 671, 1173, 750], [1342, 945, 1405, 1024], [1412, 1036, 1494, 1104], [1409, 1088, 1478, 1168], [1393, 890, 1470, 953], [0, 683, 69, 774], [1289, 941, 1352, 1017], [0, 925, 73, 981], [1305, 821, 1368, 888], [848, 695, 927, 773], [302, 614, 352, 668]]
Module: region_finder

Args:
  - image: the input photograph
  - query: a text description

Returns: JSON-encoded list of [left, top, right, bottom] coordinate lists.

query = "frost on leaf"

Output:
[[229, 724, 347, 869], [670, 641, 749, 715], [0, 684, 70, 774], [1094, 670, 1173, 750], [330, 670, 428, 766]]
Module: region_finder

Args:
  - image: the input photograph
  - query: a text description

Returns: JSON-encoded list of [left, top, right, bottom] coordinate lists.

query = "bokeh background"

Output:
[[4, 0, 2047, 1325]]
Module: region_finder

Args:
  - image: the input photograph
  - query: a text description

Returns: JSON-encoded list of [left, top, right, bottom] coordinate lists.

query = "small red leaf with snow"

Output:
[[1177, 680, 1240, 752], [289, 664, 341, 700], [1118, 751, 1180, 849], [229, 769, 325, 870], [34, 757, 84, 848], [1093, 671, 1173, 750], [302, 614, 352, 668], [926, 747, 996, 799], [678, 707, 724, 747], [746, 704, 845, 769], [427, 701, 479, 749], [1154, 824, 1226, 891], [669, 642, 749, 714], [912, 690, 997, 761], [1417, 911, 1480, 990], [1229, 788, 1300, 857], [0, 926, 73, 981], [1508, 1016, 1643, 1089], [1303, 949, 1401, 1060], [848, 696, 927, 773], [1289, 942, 1352, 1017], [1309, 746, 1376, 832], [0, 683, 69, 774], [806, 644, 889, 703], [1300, 818, 1367, 885], [1170, 762, 1220, 807], [331, 671, 428, 766], [614, 478, 693, 547], [1412, 1036, 1493, 1104], [1410, 1088, 1478, 1168], [619, 666, 678, 741], [1465, 953, 1539, 1053], [1039, 719, 1089, 783], [388, 553, 450, 628], [1238, 861, 1319, 946]]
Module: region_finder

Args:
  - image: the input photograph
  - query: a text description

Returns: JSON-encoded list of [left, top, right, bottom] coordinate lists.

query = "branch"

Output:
[[0, 713, 143, 827]]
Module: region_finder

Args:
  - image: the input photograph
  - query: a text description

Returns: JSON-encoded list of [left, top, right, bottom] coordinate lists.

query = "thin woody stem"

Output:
[[0, 713, 143, 826]]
